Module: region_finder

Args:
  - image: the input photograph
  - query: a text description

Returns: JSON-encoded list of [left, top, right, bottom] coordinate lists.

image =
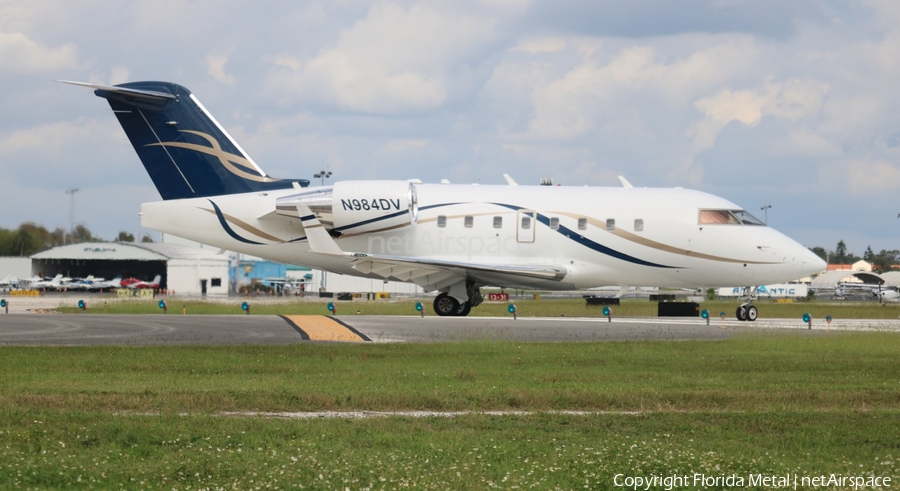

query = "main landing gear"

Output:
[[433, 281, 483, 317], [735, 286, 758, 321], [433, 293, 470, 316]]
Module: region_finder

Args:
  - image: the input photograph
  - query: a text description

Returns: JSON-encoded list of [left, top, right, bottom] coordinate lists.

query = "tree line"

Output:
[[809, 240, 900, 273], [0, 223, 153, 257]]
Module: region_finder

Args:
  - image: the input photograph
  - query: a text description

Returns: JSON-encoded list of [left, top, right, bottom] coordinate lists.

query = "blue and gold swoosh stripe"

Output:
[[488, 203, 678, 269], [209, 200, 264, 245]]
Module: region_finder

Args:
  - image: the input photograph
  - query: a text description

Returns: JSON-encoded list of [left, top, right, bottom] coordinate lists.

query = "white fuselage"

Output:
[[141, 183, 825, 290]]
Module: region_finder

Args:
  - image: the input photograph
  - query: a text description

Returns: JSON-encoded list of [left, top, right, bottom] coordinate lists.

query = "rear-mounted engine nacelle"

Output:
[[275, 180, 418, 234], [332, 180, 418, 233]]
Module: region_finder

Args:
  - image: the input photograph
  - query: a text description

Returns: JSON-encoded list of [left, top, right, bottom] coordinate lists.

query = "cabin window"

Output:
[[577, 218, 587, 230], [464, 216, 474, 228], [634, 219, 644, 232], [549, 217, 559, 230], [493, 216, 502, 228], [437, 215, 447, 228], [606, 219, 615, 231], [521, 216, 532, 229]]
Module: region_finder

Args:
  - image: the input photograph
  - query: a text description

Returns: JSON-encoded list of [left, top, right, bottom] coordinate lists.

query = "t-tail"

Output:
[[60, 81, 309, 200]]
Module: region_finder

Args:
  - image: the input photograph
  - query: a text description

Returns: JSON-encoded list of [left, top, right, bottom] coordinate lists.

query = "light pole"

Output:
[[760, 203, 772, 224], [65, 188, 79, 243], [313, 169, 332, 186], [311, 168, 332, 291]]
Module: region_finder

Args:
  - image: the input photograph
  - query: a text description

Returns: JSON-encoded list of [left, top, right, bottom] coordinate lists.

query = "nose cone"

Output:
[[796, 247, 827, 278]]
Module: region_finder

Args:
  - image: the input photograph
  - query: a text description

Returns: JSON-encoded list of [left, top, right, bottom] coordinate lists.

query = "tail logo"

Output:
[[145, 130, 280, 183]]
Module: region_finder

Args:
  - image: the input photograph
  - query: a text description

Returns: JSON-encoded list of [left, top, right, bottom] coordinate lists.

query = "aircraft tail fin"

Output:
[[60, 80, 309, 200], [151, 275, 161, 285]]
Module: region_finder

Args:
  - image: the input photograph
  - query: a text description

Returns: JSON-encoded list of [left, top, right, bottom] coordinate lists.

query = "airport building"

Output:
[[29, 242, 230, 295], [0, 257, 31, 280]]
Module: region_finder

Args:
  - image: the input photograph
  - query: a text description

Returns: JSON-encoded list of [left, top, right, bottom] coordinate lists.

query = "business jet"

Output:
[[63, 80, 826, 320]]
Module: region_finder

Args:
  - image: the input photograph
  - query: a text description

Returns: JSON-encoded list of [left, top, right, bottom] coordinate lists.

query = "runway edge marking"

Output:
[[327, 316, 372, 342], [278, 315, 310, 340], [279, 315, 370, 342]]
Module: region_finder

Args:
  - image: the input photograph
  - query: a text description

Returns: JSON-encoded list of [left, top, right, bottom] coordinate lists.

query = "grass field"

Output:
[[54, 296, 900, 319], [1, 334, 899, 488]]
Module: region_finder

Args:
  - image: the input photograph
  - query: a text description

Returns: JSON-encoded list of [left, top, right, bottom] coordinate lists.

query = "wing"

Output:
[[295, 203, 569, 291], [347, 253, 568, 291]]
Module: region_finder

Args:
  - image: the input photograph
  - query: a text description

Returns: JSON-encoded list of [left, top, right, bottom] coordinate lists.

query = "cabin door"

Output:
[[517, 210, 536, 243]]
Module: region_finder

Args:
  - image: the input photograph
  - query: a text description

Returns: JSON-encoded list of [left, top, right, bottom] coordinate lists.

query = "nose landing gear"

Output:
[[735, 286, 759, 321], [736, 304, 758, 321]]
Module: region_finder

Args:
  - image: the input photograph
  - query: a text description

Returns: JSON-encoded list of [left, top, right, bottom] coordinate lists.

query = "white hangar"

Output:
[[30, 242, 230, 295]]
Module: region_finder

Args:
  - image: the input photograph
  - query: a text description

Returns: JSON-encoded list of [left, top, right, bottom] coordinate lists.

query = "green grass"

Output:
[[2, 335, 899, 488], [2, 411, 897, 489], [55, 296, 900, 319], [1, 335, 899, 413]]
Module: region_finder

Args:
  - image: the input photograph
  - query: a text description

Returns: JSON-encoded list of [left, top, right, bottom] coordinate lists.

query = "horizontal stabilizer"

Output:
[[57, 80, 175, 102]]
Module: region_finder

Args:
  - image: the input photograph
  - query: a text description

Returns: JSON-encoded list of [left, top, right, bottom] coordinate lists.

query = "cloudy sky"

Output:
[[1, 0, 899, 254]]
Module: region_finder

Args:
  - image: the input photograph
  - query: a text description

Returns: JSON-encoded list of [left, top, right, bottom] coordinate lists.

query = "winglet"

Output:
[[503, 174, 519, 186], [617, 176, 633, 188], [297, 203, 343, 254]]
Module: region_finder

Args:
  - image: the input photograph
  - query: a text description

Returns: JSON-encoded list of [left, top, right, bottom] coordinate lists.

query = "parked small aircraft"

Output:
[[21, 274, 64, 291], [121, 275, 161, 289], [0, 275, 18, 290]]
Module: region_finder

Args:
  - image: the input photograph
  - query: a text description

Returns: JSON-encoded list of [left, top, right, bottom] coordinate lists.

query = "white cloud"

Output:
[[206, 51, 236, 86], [109, 66, 129, 85], [0, 119, 96, 154], [766, 79, 830, 120], [263, 54, 302, 71], [523, 37, 759, 140], [690, 88, 773, 151], [774, 129, 841, 158], [264, 3, 497, 114], [0, 30, 78, 74], [842, 158, 900, 194], [691, 79, 829, 152], [511, 37, 566, 53], [382, 139, 427, 152], [817, 95, 882, 138]]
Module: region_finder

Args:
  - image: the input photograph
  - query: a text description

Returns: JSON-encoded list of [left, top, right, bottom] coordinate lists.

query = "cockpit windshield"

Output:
[[698, 209, 765, 226]]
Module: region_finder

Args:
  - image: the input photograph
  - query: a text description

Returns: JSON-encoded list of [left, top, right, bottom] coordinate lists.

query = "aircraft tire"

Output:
[[433, 293, 460, 317], [746, 305, 758, 321], [456, 301, 472, 317], [736, 306, 747, 321]]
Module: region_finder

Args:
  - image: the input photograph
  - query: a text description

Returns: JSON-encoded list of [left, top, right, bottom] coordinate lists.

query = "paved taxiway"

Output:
[[2, 314, 897, 345]]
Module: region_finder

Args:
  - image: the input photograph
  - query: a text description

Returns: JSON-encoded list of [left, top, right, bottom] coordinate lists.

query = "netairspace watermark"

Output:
[[614, 473, 892, 490]]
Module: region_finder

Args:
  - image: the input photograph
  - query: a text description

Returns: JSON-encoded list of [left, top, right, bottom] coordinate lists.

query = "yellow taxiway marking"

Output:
[[281, 315, 370, 342]]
